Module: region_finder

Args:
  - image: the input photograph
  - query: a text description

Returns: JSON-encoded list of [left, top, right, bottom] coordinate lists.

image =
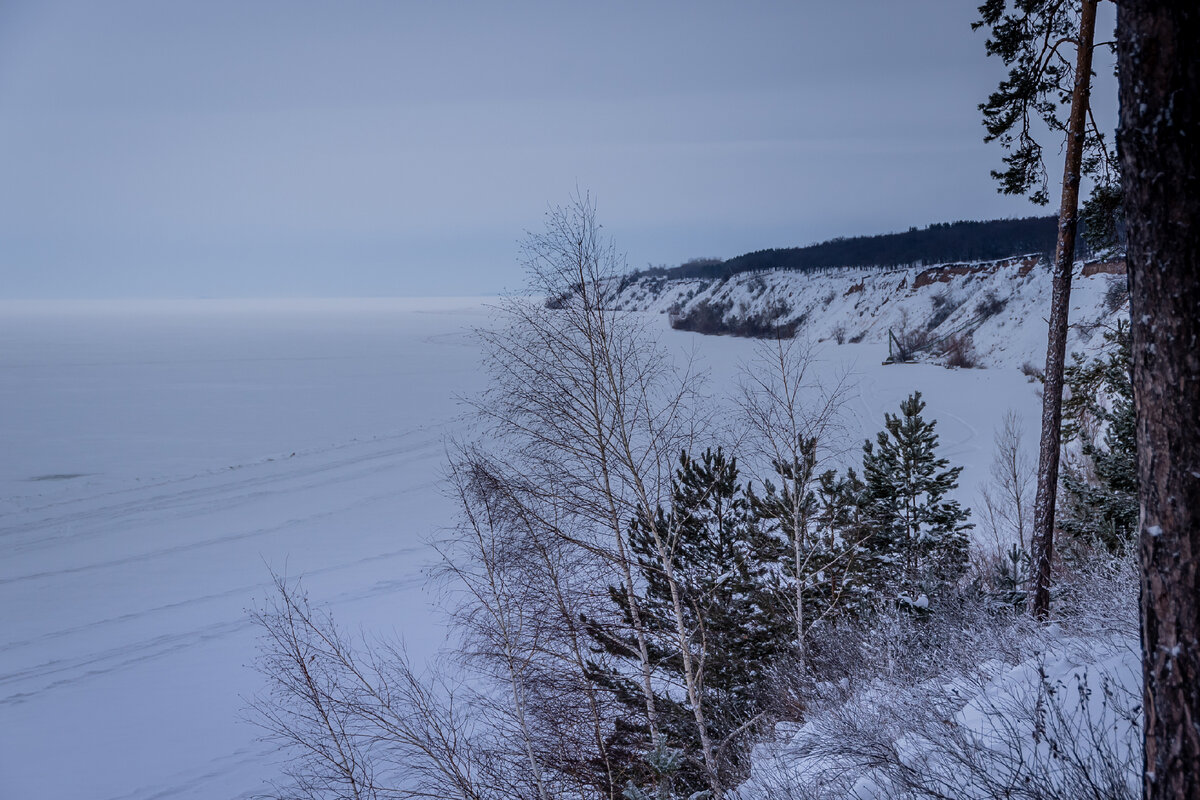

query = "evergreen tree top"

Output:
[[858, 391, 972, 605], [863, 392, 963, 498]]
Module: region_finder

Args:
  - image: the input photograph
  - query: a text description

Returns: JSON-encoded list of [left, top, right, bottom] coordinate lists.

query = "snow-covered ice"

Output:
[[0, 299, 495, 800], [0, 295, 1051, 799]]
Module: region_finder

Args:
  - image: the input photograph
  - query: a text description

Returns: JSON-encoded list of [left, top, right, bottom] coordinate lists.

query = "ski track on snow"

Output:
[[1, 424, 462, 798], [0, 430, 447, 550], [0, 426, 448, 697]]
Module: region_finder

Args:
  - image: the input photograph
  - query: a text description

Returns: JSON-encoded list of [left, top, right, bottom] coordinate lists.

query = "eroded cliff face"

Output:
[[610, 255, 1128, 370]]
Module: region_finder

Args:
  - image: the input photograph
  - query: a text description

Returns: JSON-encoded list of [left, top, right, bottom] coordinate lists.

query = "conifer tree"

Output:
[[585, 448, 790, 797], [751, 453, 866, 646], [813, 468, 872, 617], [1117, 4, 1200, 792], [1060, 321, 1137, 552], [973, 0, 1118, 619], [748, 443, 818, 642], [858, 392, 972, 610]]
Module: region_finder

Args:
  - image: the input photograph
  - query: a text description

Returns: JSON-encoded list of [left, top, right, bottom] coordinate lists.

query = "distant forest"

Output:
[[638, 215, 1093, 281]]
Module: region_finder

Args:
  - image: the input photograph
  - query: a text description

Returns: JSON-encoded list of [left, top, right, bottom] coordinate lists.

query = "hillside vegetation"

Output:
[[250, 200, 1141, 800], [636, 216, 1097, 282]]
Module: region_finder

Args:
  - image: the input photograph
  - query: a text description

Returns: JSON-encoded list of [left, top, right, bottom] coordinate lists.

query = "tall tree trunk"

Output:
[[577, 264, 663, 752], [1117, 4, 1200, 798], [1029, 0, 1099, 620], [648, 519, 724, 800], [793, 498, 807, 666]]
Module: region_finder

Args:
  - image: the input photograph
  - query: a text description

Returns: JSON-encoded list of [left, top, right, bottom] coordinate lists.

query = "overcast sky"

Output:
[[0, 1, 1118, 298]]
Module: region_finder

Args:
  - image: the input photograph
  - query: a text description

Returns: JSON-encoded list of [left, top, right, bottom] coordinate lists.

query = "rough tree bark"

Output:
[[1116, 3, 1200, 798], [1029, 0, 1099, 619]]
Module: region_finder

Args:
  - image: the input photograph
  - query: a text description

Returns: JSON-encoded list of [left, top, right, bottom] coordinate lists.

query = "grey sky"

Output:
[[0, 1, 1117, 298]]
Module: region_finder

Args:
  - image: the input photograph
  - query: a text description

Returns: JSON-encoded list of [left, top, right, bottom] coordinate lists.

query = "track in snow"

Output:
[[0, 300, 492, 800]]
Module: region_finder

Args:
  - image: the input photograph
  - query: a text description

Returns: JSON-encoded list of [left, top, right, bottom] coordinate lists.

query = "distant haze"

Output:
[[0, 1, 1117, 298]]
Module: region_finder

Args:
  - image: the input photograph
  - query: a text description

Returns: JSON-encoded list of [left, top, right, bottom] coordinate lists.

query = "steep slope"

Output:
[[611, 256, 1129, 370]]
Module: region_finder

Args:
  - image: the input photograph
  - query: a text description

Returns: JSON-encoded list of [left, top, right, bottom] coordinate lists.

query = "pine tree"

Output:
[[585, 448, 790, 797], [1060, 321, 1138, 552], [813, 468, 873, 617], [1118, 4, 1200, 794], [974, 0, 1118, 619], [750, 453, 867, 645], [748, 444, 818, 642], [858, 392, 972, 610]]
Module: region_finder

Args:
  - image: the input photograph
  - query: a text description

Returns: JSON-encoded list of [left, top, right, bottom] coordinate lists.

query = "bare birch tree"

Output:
[[442, 448, 622, 800], [253, 195, 752, 800], [248, 575, 489, 800], [437, 459, 562, 800], [473, 194, 735, 797], [738, 336, 851, 668], [979, 410, 1036, 554]]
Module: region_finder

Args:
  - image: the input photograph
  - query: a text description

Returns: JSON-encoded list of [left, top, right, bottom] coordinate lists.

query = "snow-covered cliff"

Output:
[[611, 256, 1128, 370]]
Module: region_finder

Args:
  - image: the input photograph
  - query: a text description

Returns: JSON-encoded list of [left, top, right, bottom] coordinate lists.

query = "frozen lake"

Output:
[[0, 298, 1042, 799]]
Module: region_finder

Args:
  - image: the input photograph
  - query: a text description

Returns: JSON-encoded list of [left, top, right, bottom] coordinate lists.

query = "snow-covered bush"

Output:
[[738, 554, 1140, 800]]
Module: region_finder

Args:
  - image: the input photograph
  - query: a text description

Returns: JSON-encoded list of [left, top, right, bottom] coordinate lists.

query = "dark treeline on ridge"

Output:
[[640, 215, 1094, 282]]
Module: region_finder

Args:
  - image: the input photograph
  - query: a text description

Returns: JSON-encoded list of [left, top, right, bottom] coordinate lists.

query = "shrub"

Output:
[[926, 291, 962, 330], [892, 311, 932, 361], [669, 298, 731, 334], [730, 300, 799, 338], [743, 554, 1141, 800], [941, 333, 979, 368], [1021, 361, 1045, 382], [670, 297, 799, 338], [974, 290, 1008, 319], [1104, 274, 1129, 313]]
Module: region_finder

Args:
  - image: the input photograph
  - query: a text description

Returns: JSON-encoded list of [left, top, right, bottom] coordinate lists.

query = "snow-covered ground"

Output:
[[737, 623, 1140, 800], [0, 299, 495, 800], [0, 293, 1083, 799]]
